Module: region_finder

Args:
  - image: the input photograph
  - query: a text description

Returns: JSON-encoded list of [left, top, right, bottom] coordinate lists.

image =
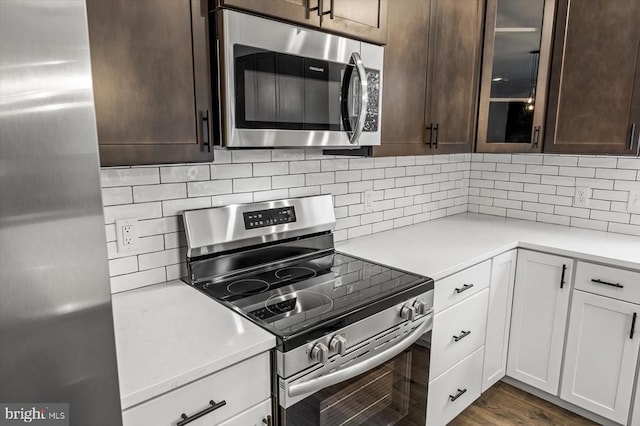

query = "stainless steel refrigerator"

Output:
[[0, 1, 122, 425]]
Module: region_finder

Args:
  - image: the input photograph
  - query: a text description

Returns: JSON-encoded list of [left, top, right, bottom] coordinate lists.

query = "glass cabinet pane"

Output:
[[496, 0, 543, 28], [477, 0, 553, 151]]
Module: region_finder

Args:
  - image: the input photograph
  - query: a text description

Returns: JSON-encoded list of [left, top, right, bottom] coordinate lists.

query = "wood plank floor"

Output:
[[448, 382, 598, 425]]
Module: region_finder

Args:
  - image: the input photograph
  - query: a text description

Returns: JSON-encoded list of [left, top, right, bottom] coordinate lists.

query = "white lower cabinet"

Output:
[[507, 250, 573, 395], [560, 290, 640, 424], [482, 250, 517, 392], [427, 347, 484, 426], [217, 399, 272, 426], [122, 353, 271, 426]]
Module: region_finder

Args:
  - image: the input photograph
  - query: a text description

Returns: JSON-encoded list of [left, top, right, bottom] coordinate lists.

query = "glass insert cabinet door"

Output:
[[476, 0, 555, 152]]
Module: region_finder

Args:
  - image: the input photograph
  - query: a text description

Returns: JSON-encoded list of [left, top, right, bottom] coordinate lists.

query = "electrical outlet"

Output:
[[628, 190, 640, 213], [573, 187, 590, 208], [364, 190, 374, 213], [115, 218, 138, 253]]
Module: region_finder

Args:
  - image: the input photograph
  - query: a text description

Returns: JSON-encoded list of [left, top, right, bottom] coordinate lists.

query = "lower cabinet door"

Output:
[[217, 399, 272, 426], [482, 250, 517, 392], [560, 290, 640, 424], [427, 346, 484, 426], [506, 250, 572, 395]]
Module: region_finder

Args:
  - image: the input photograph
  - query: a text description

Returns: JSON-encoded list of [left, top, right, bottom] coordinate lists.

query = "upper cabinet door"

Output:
[[220, 0, 321, 27], [544, 0, 640, 155], [424, 0, 484, 154], [373, 0, 430, 157], [374, 0, 483, 157], [319, 0, 388, 45], [476, 0, 555, 153], [87, 0, 214, 166]]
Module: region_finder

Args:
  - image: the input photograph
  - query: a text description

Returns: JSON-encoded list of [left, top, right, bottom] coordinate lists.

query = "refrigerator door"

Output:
[[0, 1, 122, 425]]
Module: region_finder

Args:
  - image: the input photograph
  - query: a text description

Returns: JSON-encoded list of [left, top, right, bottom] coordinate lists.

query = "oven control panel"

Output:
[[243, 206, 297, 229]]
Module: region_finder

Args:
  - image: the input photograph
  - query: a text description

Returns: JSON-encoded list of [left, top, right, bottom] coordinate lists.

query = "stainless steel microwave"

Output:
[[210, 9, 384, 149]]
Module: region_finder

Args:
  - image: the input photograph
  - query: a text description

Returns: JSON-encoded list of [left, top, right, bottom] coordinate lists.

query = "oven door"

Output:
[[279, 317, 432, 426]]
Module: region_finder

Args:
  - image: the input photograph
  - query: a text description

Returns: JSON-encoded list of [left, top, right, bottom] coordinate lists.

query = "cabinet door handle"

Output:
[[434, 122, 439, 148], [327, 0, 334, 18], [426, 123, 434, 148], [453, 330, 471, 342], [454, 284, 473, 294], [307, 0, 322, 17], [533, 125, 541, 147], [263, 415, 273, 426], [201, 110, 211, 152], [560, 264, 567, 289], [449, 388, 467, 402], [630, 123, 636, 150], [591, 278, 624, 289], [177, 400, 226, 426], [631, 313, 637, 339]]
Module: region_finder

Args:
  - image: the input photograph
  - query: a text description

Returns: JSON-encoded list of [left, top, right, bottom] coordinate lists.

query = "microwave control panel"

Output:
[[243, 206, 297, 229]]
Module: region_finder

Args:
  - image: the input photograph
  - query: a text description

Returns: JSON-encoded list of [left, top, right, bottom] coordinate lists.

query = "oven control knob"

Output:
[[329, 335, 347, 356], [400, 305, 416, 321], [414, 299, 428, 315], [310, 343, 329, 364]]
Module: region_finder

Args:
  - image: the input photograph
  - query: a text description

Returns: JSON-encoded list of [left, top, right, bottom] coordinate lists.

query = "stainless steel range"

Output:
[[182, 195, 434, 425]]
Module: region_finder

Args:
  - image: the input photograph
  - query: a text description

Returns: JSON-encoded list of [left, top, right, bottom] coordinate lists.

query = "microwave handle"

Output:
[[288, 313, 432, 397], [340, 52, 369, 145]]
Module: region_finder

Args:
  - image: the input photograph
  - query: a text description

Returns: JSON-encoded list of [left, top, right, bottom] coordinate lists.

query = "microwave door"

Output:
[[340, 52, 369, 145]]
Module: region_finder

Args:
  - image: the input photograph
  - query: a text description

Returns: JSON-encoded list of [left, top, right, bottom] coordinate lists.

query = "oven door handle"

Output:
[[288, 314, 432, 398], [340, 52, 368, 145]]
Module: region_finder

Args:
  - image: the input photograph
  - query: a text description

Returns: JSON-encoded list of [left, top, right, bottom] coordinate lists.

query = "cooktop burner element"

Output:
[[275, 266, 317, 281], [226, 279, 270, 295]]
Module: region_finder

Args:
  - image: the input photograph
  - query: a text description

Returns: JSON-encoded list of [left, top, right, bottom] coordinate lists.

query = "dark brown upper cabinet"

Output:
[[544, 0, 640, 156], [87, 0, 214, 166], [374, 0, 483, 157], [476, 0, 555, 153], [219, 0, 388, 44]]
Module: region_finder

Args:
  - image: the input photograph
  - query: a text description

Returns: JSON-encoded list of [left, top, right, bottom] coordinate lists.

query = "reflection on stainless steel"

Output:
[[0, 1, 122, 424]]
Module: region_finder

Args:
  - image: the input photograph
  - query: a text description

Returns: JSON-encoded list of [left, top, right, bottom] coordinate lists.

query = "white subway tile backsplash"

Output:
[[101, 150, 638, 293], [133, 183, 187, 202], [161, 165, 210, 183], [101, 168, 159, 187]]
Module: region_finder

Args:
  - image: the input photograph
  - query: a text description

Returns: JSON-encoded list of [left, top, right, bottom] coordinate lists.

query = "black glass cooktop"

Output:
[[195, 251, 433, 351]]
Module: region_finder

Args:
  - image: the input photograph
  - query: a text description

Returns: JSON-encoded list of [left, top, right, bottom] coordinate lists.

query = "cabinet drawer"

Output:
[[217, 399, 271, 426], [431, 289, 489, 379], [427, 346, 484, 426], [575, 261, 640, 304], [122, 353, 270, 426], [435, 260, 490, 313]]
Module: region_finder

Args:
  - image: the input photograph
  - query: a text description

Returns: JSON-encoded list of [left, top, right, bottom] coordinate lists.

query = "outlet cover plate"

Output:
[[115, 218, 138, 253], [574, 187, 590, 208], [364, 190, 374, 213], [628, 190, 640, 213]]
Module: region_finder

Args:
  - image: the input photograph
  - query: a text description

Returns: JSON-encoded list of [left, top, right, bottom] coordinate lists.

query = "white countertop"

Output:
[[337, 213, 640, 280], [111, 280, 275, 410]]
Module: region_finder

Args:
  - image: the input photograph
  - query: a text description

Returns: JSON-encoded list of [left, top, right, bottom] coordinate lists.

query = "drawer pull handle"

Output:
[[453, 330, 471, 342], [631, 313, 637, 340], [449, 388, 467, 402], [263, 415, 273, 426], [591, 278, 624, 289], [177, 400, 226, 426], [454, 284, 474, 294], [560, 264, 567, 289]]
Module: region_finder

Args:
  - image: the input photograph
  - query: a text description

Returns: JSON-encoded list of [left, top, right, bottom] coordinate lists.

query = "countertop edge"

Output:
[[120, 335, 275, 410]]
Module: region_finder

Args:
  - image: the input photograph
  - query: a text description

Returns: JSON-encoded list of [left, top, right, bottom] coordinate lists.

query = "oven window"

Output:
[[234, 44, 359, 132], [282, 336, 430, 426]]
